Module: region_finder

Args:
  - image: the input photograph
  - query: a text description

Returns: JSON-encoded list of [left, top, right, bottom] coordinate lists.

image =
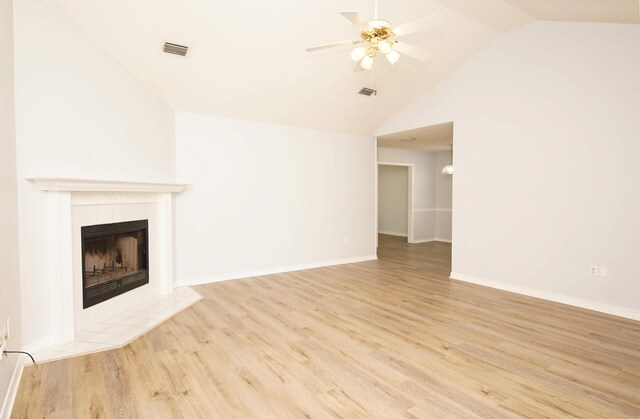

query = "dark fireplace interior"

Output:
[[82, 219, 149, 309]]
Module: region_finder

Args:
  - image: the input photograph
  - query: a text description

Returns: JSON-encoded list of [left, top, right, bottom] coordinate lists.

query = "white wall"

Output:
[[434, 151, 453, 242], [174, 112, 376, 284], [13, 0, 176, 348], [378, 165, 408, 236], [378, 22, 640, 319], [0, 0, 23, 412]]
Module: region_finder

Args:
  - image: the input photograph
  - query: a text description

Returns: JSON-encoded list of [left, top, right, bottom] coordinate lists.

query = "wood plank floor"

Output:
[[13, 234, 640, 418]]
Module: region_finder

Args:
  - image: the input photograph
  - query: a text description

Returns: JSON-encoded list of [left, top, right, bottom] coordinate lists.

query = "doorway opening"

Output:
[[377, 163, 413, 243], [375, 121, 453, 267]]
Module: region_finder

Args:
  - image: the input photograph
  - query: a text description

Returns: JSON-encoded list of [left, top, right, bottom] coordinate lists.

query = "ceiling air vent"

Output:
[[163, 42, 188, 56], [358, 87, 377, 96]]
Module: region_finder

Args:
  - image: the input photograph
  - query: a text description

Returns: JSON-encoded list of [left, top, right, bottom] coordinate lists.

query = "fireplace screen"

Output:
[[81, 220, 149, 308]]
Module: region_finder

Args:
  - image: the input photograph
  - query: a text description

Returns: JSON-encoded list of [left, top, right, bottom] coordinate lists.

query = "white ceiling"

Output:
[[377, 122, 453, 151], [53, 0, 639, 136]]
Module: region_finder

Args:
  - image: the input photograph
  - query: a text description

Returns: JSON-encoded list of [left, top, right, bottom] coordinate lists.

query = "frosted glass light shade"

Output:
[[360, 55, 374, 70], [351, 47, 366, 62], [386, 50, 400, 64], [378, 40, 392, 54], [441, 165, 454, 175]]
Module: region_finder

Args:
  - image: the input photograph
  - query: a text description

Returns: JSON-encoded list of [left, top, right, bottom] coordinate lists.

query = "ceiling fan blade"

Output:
[[393, 13, 445, 37], [339, 11, 368, 29], [305, 40, 355, 52], [393, 42, 432, 62], [401, 28, 445, 43]]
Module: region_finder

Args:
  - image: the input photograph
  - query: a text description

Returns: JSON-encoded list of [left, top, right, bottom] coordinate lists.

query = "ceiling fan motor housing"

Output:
[[361, 25, 394, 41]]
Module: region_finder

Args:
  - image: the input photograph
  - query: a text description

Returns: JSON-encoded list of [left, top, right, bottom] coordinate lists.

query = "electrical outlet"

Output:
[[590, 265, 599, 276]]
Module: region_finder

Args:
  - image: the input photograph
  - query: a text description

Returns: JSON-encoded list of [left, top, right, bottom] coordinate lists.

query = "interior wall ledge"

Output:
[[27, 177, 190, 193]]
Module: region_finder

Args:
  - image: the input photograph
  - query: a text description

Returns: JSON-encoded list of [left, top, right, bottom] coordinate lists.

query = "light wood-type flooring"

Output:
[[12, 235, 640, 418]]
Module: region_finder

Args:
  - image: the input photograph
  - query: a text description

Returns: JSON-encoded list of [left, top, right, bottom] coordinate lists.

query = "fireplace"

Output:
[[81, 219, 149, 308]]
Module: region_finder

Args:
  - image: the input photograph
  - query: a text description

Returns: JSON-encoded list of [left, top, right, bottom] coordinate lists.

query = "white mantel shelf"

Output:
[[28, 177, 190, 193]]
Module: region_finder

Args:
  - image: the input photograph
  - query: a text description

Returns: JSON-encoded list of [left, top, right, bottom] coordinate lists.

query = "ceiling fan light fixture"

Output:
[[378, 40, 392, 54], [386, 49, 400, 64], [441, 165, 454, 175], [350, 47, 366, 62], [304, 10, 444, 76], [442, 144, 454, 175], [360, 55, 374, 70], [368, 19, 391, 29]]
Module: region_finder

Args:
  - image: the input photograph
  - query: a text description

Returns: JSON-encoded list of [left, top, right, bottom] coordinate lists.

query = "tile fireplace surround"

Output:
[[28, 178, 196, 362]]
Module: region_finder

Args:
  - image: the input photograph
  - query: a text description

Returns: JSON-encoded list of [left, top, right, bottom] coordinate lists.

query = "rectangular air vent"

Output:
[[358, 87, 376, 96], [163, 42, 188, 56]]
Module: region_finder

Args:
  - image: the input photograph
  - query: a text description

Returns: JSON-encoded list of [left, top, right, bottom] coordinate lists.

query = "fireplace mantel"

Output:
[[30, 177, 188, 346], [28, 177, 190, 193]]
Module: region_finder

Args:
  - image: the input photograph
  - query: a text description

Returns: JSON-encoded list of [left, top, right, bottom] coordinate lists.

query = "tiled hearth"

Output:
[[31, 287, 201, 364]]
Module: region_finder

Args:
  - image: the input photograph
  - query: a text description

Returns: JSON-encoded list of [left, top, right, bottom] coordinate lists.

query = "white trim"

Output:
[[0, 355, 25, 419], [376, 162, 412, 167], [412, 238, 435, 243], [28, 177, 190, 193], [450, 272, 640, 321], [377, 162, 414, 244], [414, 208, 452, 212], [374, 142, 378, 249], [412, 238, 452, 244], [49, 191, 74, 344], [378, 230, 408, 237], [408, 166, 414, 244], [175, 255, 378, 287]]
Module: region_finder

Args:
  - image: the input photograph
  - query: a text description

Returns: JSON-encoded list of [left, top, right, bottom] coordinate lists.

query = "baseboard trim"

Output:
[[1, 355, 25, 419], [414, 208, 452, 212], [450, 272, 640, 321], [412, 238, 452, 244], [378, 230, 407, 237], [4, 334, 57, 417], [176, 254, 378, 287]]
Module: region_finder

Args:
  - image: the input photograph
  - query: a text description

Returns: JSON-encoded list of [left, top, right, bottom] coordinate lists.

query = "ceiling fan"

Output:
[[305, 5, 445, 71]]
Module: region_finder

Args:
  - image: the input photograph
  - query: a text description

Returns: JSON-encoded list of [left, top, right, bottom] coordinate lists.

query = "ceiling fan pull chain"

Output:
[[374, 66, 378, 95]]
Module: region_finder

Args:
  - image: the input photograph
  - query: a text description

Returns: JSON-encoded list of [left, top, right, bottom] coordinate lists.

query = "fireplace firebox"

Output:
[[81, 220, 149, 308]]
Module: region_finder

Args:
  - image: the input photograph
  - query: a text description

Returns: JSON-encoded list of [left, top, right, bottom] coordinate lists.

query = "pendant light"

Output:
[[441, 144, 454, 175]]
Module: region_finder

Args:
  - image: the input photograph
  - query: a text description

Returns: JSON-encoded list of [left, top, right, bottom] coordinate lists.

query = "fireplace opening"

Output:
[[81, 220, 149, 308]]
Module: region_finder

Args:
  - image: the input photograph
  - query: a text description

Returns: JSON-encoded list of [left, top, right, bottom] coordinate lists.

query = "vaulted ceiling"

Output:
[[53, 0, 638, 135]]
